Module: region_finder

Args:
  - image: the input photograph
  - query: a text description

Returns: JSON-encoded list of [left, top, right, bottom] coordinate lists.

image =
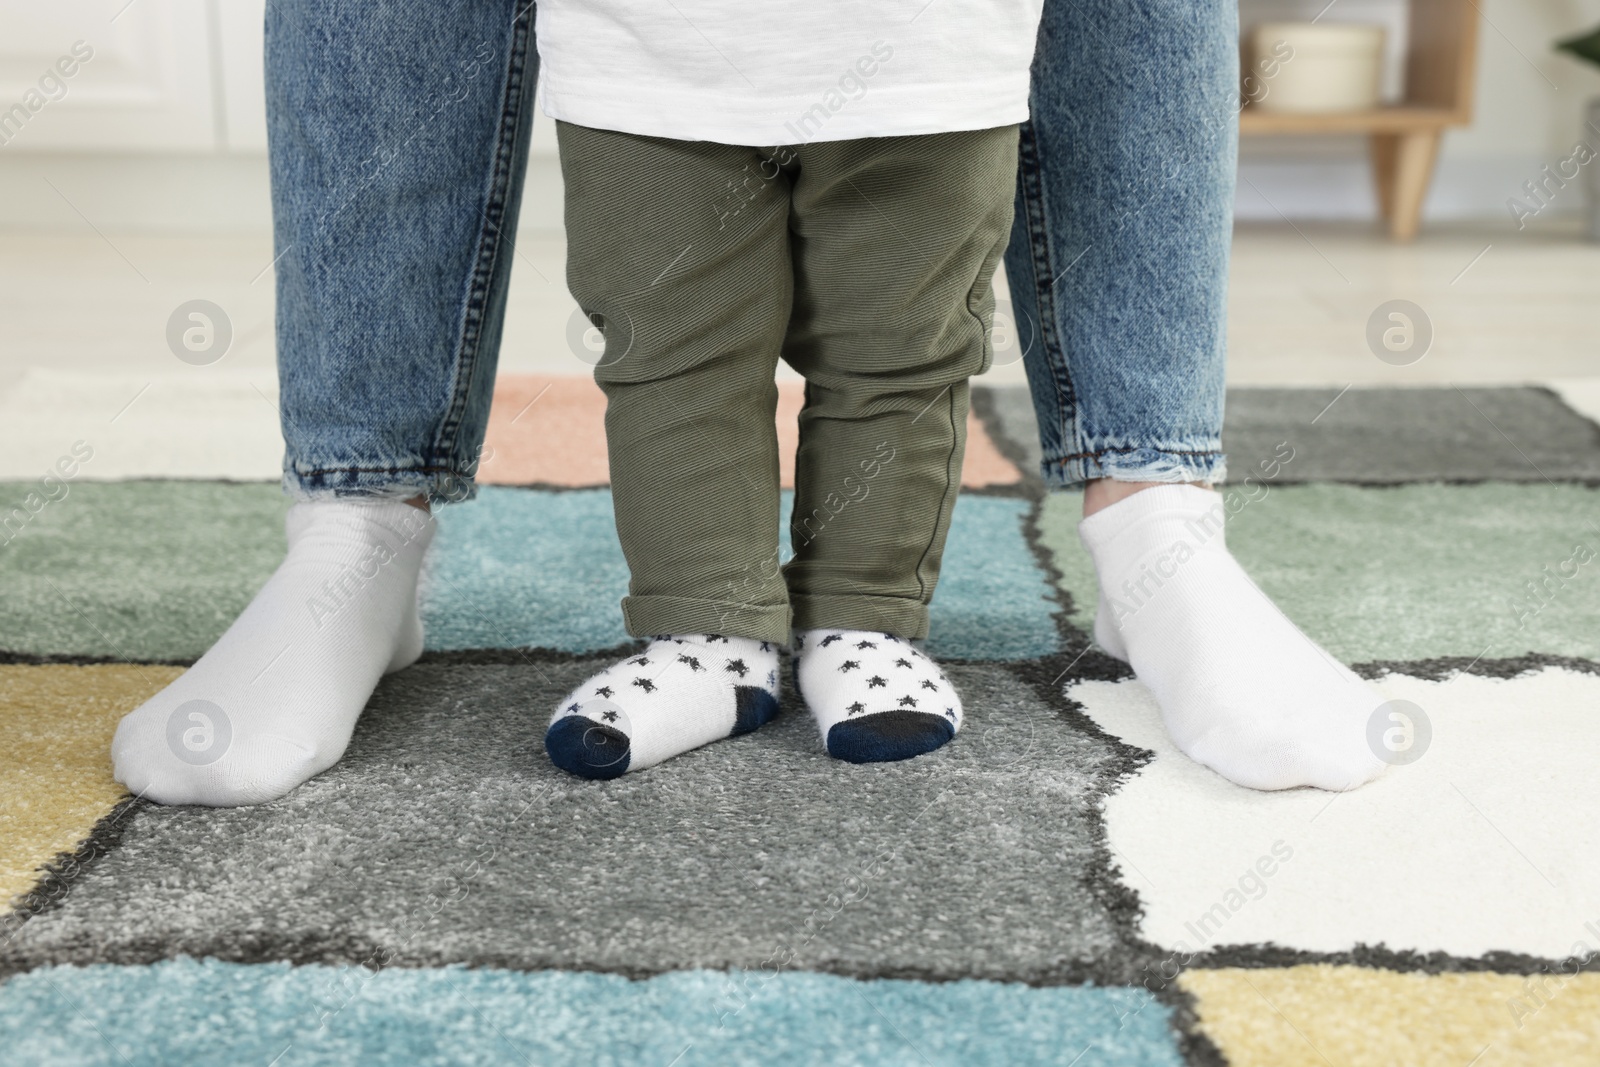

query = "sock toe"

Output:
[[116, 732, 322, 807], [546, 635, 779, 779], [826, 710, 956, 764], [1080, 487, 1395, 793], [732, 685, 780, 735], [796, 628, 963, 764], [107, 498, 433, 807], [545, 714, 632, 779], [1185, 719, 1385, 793]]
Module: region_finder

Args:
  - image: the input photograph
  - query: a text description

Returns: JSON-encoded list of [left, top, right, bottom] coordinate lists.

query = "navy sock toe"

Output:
[[545, 716, 631, 779], [732, 685, 780, 735], [796, 628, 965, 764], [825, 710, 956, 764], [545, 635, 781, 779]]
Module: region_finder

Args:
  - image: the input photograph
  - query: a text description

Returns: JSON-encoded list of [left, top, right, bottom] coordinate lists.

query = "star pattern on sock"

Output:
[[794, 628, 963, 765], [547, 634, 781, 780]]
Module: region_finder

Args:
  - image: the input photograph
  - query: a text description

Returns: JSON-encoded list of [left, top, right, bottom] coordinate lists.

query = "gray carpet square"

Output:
[[978, 384, 1600, 484], [3, 657, 1145, 985]]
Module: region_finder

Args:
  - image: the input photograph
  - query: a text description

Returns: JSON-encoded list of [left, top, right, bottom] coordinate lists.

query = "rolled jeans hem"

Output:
[[622, 595, 792, 644], [1042, 447, 1227, 492], [283, 465, 478, 505], [789, 594, 931, 641]]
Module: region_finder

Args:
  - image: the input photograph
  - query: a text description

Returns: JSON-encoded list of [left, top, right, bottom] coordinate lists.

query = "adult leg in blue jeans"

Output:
[[1008, 0, 1384, 791], [112, 0, 540, 805]]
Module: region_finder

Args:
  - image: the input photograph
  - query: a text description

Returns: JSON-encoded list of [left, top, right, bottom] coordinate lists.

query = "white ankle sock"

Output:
[[794, 628, 962, 763], [545, 634, 779, 778], [1079, 484, 1386, 791], [112, 498, 433, 806]]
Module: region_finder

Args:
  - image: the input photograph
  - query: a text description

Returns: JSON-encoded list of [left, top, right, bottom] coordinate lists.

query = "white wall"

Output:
[[1, 0, 1598, 231]]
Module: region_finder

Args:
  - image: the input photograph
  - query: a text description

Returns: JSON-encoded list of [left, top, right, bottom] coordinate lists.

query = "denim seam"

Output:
[[1053, 445, 1225, 463], [1013, 119, 1079, 461], [297, 464, 473, 476], [434, 7, 535, 467]]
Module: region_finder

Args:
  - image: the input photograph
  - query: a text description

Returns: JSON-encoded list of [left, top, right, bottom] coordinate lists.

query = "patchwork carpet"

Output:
[[2, 370, 1598, 1065]]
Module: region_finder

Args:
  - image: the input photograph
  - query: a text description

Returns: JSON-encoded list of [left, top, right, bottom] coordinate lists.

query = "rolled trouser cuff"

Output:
[[621, 594, 792, 644], [789, 593, 930, 641]]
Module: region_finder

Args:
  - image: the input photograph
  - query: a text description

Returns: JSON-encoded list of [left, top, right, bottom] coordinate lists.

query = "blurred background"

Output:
[[2, 0, 1599, 405]]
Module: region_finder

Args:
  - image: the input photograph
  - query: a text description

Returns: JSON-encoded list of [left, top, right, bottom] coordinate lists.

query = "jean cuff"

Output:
[[1041, 445, 1226, 492], [283, 464, 479, 505]]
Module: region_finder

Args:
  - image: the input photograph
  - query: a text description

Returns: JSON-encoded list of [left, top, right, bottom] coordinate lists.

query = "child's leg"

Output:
[[545, 122, 793, 778], [781, 127, 1019, 762]]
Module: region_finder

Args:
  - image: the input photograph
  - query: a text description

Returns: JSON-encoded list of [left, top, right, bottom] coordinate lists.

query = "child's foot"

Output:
[[1080, 484, 1386, 792], [546, 635, 779, 779], [794, 629, 963, 763], [112, 499, 434, 806]]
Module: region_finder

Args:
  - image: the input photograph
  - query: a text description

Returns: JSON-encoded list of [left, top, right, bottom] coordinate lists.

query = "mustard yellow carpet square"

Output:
[[1183, 964, 1600, 1066], [0, 664, 181, 910]]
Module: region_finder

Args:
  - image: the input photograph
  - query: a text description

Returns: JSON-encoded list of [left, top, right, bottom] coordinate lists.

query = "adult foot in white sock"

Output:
[[112, 498, 433, 806], [1079, 484, 1386, 791], [545, 635, 779, 779], [794, 629, 962, 763]]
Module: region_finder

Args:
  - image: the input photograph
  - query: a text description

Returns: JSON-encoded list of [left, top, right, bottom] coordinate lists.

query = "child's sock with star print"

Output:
[[545, 634, 779, 779], [794, 628, 962, 763]]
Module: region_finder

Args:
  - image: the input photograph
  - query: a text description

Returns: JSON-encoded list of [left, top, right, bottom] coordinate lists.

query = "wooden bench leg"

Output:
[[1370, 130, 1442, 241]]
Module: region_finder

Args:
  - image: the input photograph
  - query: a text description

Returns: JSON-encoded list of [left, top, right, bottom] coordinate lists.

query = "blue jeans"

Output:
[[266, 0, 1235, 500], [1004, 0, 1236, 489]]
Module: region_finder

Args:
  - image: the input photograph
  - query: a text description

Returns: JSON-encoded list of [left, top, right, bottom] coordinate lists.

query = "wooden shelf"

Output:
[[1240, 104, 1468, 136], [1238, 0, 1480, 240]]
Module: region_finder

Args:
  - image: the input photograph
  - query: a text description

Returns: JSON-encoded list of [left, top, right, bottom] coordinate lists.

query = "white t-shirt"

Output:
[[535, 1, 1044, 146]]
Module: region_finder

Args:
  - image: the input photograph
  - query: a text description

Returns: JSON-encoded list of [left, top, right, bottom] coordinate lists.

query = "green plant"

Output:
[[1556, 24, 1600, 68]]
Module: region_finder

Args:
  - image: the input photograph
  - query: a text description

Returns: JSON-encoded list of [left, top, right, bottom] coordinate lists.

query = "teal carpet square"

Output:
[[0, 961, 1183, 1067], [422, 489, 1058, 660]]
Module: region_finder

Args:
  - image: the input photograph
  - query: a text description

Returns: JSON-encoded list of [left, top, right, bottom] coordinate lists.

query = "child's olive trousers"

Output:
[[558, 121, 1019, 643]]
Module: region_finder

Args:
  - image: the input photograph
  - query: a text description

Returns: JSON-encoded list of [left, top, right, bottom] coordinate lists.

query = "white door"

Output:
[[0, 0, 264, 152]]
